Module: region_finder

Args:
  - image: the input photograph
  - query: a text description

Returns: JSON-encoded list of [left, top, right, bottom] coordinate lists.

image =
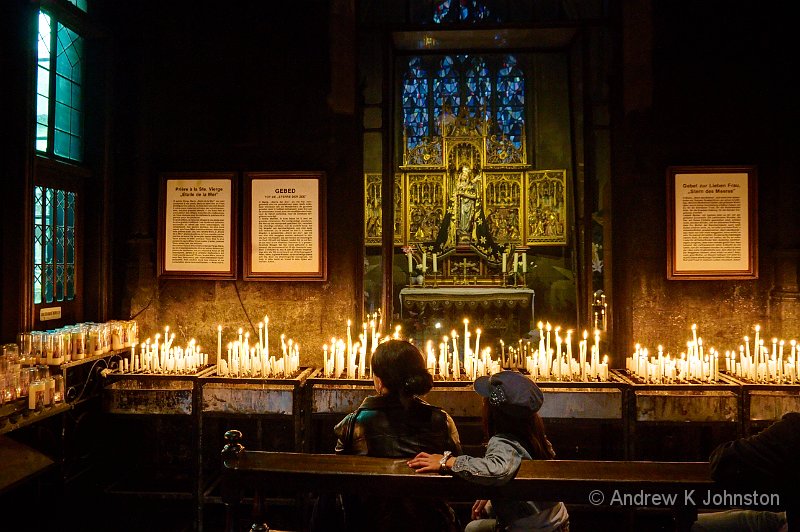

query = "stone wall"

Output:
[[105, 0, 360, 367]]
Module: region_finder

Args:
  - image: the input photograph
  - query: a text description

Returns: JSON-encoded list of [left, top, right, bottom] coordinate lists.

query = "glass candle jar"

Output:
[[28, 378, 44, 411], [18, 332, 32, 358], [73, 327, 86, 360], [32, 332, 44, 363], [53, 374, 64, 403]]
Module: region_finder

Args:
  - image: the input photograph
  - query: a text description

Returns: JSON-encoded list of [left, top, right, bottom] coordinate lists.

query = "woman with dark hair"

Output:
[[326, 339, 462, 531], [408, 370, 569, 532]]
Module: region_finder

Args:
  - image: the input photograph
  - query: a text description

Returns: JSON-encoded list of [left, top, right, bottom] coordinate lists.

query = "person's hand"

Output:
[[407, 452, 443, 474], [471, 499, 489, 520]]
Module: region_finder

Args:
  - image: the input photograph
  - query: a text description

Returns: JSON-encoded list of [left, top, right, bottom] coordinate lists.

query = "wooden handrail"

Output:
[[219, 430, 726, 532]]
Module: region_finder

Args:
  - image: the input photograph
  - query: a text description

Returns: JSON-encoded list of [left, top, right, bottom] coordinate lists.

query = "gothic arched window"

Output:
[[403, 54, 526, 151], [402, 57, 429, 149]]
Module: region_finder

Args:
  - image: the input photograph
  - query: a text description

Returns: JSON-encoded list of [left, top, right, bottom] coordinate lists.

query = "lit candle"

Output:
[[566, 330, 572, 363], [475, 329, 481, 358], [594, 329, 601, 358], [347, 320, 352, 357], [217, 325, 222, 362], [264, 316, 269, 357], [463, 319, 470, 355], [546, 322, 552, 354]]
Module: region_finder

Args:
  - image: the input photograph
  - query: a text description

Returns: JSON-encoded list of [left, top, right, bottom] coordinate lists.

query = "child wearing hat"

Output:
[[408, 370, 570, 532]]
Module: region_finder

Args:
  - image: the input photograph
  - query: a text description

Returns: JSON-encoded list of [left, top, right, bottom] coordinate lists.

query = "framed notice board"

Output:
[[667, 165, 758, 280], [158, 172, 237, 280], [244, 172, 327, 281]]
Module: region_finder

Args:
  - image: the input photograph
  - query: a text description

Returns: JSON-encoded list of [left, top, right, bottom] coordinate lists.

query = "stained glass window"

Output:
[[36, 12, 51, 153], [35, 10, 84, 162], [34, 186, 76, 305], [496, 55, 525, 147], [403, 54, 526, 151], [433, 0, 491, 24], [402, 57, 429, 148]]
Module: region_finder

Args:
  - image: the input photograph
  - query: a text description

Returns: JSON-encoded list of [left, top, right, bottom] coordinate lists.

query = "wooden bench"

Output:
[[220, 430, 727, 532]]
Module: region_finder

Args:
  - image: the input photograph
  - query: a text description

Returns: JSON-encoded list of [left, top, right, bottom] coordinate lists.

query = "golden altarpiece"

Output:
[[365, 109, 568, 339]]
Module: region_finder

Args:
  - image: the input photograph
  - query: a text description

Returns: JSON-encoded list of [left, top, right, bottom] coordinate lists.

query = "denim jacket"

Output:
[[451, 433, 568, 530]]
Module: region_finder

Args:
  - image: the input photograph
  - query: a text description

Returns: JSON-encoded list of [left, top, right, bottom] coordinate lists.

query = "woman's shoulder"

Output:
[[411, 397, 452, 416]]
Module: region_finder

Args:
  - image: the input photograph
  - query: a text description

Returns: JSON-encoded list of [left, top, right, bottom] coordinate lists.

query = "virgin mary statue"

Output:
[[430, 146, 507, 264]]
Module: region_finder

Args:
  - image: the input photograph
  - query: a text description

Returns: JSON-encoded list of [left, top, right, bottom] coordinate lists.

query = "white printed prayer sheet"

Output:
[[245, 172, 327, 281], [668, 166, 757, 280], [160, 174, 236, 279]]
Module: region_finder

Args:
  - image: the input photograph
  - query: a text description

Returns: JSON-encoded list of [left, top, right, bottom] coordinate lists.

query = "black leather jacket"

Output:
[[330, 394, 462, 532], [334, 393, 462, 457]]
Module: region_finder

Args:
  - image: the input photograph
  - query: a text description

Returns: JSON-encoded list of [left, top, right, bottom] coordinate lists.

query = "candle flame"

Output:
[[217, 325, 222, 332]]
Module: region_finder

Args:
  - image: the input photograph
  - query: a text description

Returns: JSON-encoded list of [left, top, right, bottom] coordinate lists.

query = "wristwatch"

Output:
[[438, 451, 453, 474]]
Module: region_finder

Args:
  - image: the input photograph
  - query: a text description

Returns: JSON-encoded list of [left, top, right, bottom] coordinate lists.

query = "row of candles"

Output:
[[17, 320, 139, 366], [321, 317, 609, 383], [723, 325, 800, 383], [321, 313, 383, 378], [406, 251, 529, 274], [625, 323, 800, 384], [124, 326, 209, 374], [215, 318, 300, 378], [523, 323, 609, 381]]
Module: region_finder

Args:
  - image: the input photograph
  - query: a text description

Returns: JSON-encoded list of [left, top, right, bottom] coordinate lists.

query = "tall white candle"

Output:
[[408, 252, 413, 273], [433, 253, 438, 273], [546, 323, 552, 354], [264, 316, 269, 357], [754, 325, 761, 360], [502, 252, 507, 273], [422, 252, 427, 272], [463, 319, 470, 355], [217, 325, 222, 362], [347, 320, 352, 357], [521, 252, 527, 273]]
